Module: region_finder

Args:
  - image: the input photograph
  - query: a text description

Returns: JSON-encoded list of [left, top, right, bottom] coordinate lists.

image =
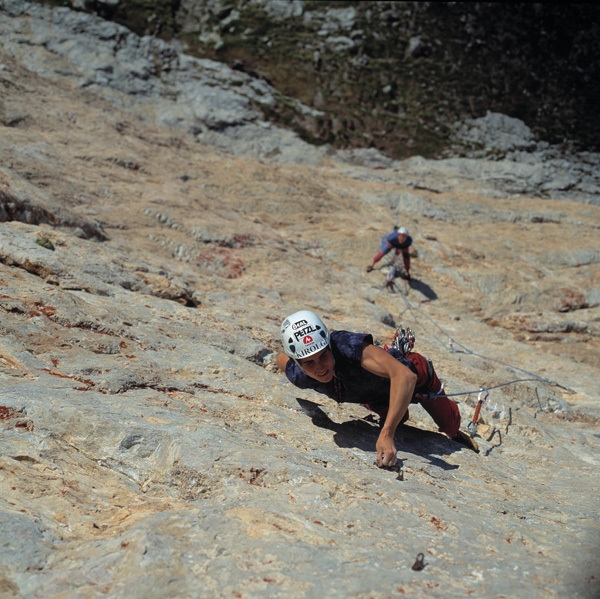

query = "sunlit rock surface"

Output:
[[0, 2, 599, 598]]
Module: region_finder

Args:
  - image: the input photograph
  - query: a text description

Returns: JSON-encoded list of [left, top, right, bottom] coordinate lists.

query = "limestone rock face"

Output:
[[0, 3, 599, 598]]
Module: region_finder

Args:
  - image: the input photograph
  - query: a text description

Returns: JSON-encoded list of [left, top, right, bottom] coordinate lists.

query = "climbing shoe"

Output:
[[453, 430, 480, 453]]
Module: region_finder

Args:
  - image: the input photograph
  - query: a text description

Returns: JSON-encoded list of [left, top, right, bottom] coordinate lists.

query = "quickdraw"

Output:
[[466, 388, 489, 437]]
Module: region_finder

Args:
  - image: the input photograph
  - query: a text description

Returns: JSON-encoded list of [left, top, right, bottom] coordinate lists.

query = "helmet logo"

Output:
[[293, 324, 320, 342], [281, 311, 330, 360], [292, 319, 308, 330]]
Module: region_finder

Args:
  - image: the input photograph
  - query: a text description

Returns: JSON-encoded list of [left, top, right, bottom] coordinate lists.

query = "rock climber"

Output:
[[367, 226, 412, 279], [275, 310, 478, 469]]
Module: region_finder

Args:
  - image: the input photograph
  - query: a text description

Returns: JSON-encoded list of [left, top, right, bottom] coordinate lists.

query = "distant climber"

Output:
[[367, 226, 412, 279], [275, 310, 478, 469]]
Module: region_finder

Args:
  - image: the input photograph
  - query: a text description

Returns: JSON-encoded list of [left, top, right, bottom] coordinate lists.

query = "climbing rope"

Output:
[[395, 282, 568, 391], [388, 278, 573, 439]]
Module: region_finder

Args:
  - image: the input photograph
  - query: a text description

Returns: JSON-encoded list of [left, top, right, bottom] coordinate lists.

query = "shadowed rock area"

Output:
[[0, 2, 599, 598]]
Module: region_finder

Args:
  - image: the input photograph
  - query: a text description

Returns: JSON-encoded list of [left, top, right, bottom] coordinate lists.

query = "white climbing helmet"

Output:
[[397, 227, 409, 236], [280, 310, 330, 361]]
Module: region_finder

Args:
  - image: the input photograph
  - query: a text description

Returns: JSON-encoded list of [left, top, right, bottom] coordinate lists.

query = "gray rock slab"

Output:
[[0, 2, 599, 598]]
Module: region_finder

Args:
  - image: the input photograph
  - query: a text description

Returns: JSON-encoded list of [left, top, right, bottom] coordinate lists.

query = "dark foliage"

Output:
[[37, 1, 600, 158]]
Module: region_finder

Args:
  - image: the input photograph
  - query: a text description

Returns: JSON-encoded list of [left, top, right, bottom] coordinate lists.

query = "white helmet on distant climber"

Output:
[[281, 310, 330, 361], [398, 227, 409, 236]]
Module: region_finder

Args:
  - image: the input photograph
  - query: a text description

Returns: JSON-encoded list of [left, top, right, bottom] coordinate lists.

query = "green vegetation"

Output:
[[37, 1, 600, 159], [36, 236, 55, 250]]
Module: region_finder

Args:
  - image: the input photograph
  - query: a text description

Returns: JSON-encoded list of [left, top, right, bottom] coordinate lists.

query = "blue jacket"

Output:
[[381, 231, 413, 254]]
